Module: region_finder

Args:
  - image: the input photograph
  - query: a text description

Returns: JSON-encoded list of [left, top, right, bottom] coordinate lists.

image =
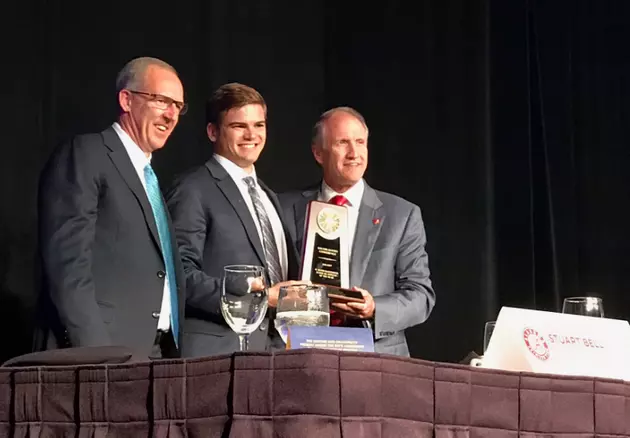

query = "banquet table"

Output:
[[0, 349, 628, 437]]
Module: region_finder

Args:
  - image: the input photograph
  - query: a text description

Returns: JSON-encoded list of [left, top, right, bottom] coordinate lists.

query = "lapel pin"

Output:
[[373, 218, 381, 225]]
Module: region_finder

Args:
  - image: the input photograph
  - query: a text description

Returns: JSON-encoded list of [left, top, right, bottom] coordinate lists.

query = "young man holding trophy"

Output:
[[279, 107, 436, 357], [165, 83, 301, 357]]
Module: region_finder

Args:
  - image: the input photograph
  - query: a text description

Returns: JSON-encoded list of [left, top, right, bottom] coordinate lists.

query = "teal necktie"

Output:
[[144, 164, 179, 346]]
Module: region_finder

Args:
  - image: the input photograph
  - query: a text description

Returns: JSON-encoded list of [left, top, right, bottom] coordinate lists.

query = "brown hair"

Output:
[[205, 82, 267, 126]]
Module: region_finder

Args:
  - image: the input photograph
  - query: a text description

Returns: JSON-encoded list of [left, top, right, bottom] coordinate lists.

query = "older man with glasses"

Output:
[[35, 56, 187, 360]]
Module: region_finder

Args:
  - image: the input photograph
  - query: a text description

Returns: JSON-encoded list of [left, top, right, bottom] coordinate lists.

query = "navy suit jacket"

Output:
[[36, 126, 185, 358], [165, 157, 299, 357]]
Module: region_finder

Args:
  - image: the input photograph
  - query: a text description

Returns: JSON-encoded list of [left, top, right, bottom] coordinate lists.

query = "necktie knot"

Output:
[[144, 164, 156, 182], [243, 176, 256, 191], [329, 195, 350, 207]]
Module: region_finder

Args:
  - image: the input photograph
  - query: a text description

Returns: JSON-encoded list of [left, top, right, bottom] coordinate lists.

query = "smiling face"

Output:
[[313, 111, 368, 193], [207, 103, 267, 174], [117, 65, 184, 156]]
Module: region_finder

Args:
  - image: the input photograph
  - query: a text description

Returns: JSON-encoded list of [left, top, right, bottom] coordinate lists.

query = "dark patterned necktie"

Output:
[[243, 177, 283, 285]]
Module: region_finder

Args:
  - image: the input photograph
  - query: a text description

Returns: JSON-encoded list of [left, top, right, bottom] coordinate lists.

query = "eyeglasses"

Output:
[[127, 90, 188, 115]]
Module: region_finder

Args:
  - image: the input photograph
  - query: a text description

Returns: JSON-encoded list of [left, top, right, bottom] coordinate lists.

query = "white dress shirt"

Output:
[[213, 154, 289, 282], [318, 179, 365, 259], [112, 122, 172, 331]]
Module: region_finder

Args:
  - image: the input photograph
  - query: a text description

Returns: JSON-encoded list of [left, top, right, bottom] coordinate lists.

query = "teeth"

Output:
[[156, 125, 167, 132]]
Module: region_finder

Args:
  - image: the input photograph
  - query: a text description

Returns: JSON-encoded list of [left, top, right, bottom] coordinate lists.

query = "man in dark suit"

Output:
[[279, 107, 436, 356], [36, 57, 186, 359], [165, 83, 301, 357]]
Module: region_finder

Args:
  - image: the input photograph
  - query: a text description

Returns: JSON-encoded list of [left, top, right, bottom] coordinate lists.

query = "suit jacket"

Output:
[[165, 157, 300, 357], [35, 126, 185, 358], [278, 181, 436, 356]]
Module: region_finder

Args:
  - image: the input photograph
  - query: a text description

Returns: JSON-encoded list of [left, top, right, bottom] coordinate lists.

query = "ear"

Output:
[[118, 90, 132, 113], [207, 123, 218, 142], [312, 143, 325, 166]]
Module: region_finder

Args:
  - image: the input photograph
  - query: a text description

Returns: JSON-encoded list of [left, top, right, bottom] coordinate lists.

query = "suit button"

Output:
[[152, 312, 160, 319], [157, 270, 166, 279], [259, 321, 268, 331]]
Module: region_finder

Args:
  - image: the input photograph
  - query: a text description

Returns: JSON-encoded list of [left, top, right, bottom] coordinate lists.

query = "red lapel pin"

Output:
[[373, 218, 381, 225]]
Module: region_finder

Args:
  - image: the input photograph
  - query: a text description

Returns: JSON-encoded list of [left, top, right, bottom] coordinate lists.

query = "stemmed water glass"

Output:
[[562, 297, 604, 318], [220, 265, 268, 351]]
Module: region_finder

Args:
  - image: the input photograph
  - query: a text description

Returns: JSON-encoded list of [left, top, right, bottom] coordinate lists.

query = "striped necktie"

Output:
[[243, 176, 283, 285]]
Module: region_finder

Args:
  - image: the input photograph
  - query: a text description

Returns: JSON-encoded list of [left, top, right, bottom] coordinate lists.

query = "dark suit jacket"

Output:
[[165, 157, 299, 357], [278, 182, 436, 356], [36, 126, 185, 358]]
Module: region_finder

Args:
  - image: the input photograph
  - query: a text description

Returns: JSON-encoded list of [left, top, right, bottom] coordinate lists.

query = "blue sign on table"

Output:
[[286, 326, 374, 352]]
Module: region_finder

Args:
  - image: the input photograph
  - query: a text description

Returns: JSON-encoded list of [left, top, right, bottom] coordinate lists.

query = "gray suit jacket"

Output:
[[278, 182, 436, 356], [36, 127, 185, 358], [165, 158, 300, 357]]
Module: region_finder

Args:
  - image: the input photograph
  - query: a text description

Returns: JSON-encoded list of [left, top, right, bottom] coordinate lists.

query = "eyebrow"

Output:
[[228, 120, 266, 126]]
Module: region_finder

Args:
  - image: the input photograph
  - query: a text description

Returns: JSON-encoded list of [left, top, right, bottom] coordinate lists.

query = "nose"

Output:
[[163, 104, 178, 120], [243, 126, 254, 139], [347, 141, 360, 157]]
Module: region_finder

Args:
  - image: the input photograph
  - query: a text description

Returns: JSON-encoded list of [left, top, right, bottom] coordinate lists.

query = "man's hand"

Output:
[[267, 280, 311, 307], [330, 286, 375, 319]]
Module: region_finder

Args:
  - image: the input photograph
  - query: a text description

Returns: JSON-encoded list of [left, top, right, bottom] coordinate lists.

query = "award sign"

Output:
[[300, 201, 363, 303], [286, 326, 375, 352]]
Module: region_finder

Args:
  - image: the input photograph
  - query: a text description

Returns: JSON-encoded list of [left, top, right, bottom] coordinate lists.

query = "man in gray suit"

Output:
[[279, 107, 436, 356]]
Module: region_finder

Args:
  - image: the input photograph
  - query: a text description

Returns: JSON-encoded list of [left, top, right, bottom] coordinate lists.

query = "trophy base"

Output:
[[320, 285, 365, 303]]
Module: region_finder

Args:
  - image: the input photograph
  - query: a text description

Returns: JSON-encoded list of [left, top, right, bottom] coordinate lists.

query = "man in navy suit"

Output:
[[279, 107, 436, 356], [36, 57, 186, 358], [166, 83, 301, 357]]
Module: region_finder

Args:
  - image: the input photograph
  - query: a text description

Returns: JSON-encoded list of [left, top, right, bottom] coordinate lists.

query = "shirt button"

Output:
[[259, 321, 268, 331], [157, 270, 166, 279]]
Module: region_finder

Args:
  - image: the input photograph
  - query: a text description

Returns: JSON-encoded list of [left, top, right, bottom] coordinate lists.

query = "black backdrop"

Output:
[[2, 0, 630, 364]]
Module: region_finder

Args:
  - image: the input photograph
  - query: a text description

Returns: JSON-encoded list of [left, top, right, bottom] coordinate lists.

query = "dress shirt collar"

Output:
[[213, 153, 258, 186], [112, 122, 151, 171], [320, 178, 365, 208]]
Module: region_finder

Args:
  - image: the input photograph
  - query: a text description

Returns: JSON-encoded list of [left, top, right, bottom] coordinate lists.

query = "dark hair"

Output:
[[205, 82, 267, 126]]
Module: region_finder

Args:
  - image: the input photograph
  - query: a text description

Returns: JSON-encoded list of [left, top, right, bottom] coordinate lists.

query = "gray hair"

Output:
[[311, 106, 369, 148], [115, 57, 178, 92]]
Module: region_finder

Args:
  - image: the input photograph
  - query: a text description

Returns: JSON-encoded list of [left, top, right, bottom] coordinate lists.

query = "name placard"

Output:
[[482, 306, 630, 381], [286, 326, 374, 352]]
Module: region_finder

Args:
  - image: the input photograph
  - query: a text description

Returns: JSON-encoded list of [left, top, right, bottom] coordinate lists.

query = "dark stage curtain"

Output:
[[1, 0, 630, 364]]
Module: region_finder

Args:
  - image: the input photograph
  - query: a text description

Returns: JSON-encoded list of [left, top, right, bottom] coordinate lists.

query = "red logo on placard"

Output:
[[523, 328, 550, 361]]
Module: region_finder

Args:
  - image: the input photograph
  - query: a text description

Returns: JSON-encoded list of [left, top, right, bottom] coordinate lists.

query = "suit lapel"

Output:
[[294, 188, 318, 257], [260, 181, 301, 279], [350, 184, 384, 287], [206, 158, 266, 265], [102, 127, 162, 252]]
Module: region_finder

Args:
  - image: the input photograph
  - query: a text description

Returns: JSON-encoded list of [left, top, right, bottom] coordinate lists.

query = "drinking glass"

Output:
[[220, 265, 268, 351], [562, 297, 604, 318], [275, 284, 329, 336], [483, 321, 496, 354]]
